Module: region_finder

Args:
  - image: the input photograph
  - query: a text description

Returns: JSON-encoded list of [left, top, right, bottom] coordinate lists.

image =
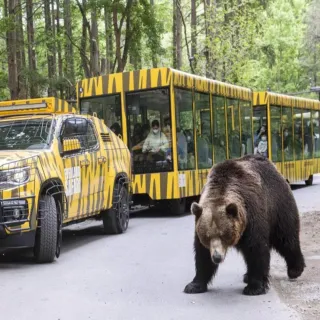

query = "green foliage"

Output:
[[0, 0, 319, 100]]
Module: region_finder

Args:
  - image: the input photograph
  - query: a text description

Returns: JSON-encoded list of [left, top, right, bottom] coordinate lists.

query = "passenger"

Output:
[[177, 127, 188, 169], [257, 133, 268, 157], [304, 122, 313, 157], [254, 125, 267, 154], [141, 123, 150, 140], [197, 129, 209, 168], [283, 128, 292, 150], [110, 122, 121, 136], [163, 117, 171, 137], [142, 119, 169, 161], [131, 123, 143, 146], [184, 129, 195, 167]]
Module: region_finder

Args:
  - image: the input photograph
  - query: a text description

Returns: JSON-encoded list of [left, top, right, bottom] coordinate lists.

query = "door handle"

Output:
[[98, 156, 107, 164], [80, 159, 90, 167]]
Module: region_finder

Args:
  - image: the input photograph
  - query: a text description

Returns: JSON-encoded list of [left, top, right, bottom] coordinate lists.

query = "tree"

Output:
[[172, 0, 182, 69], [44, 0, 57, 96], [26, 0, 39, 98], [302, 0, 320, 88], [5, 0, 19, 99]]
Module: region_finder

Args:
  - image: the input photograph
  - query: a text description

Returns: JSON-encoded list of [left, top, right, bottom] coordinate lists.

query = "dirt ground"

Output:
[[271, 211, 320, 319]]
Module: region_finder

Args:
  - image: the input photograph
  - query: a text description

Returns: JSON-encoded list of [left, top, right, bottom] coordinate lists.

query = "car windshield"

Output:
[[0, 116, 53, 150]]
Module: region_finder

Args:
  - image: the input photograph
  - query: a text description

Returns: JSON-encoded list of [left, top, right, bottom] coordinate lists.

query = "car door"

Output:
[[81, 118, 106, 216], [60, 116, 90, 219]]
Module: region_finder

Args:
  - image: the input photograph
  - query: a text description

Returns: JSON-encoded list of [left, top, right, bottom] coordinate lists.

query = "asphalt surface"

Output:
[[1, 175, 319, 320]]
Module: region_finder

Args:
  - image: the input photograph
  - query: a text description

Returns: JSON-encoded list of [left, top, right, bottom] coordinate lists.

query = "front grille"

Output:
[[0, 200, 28, 226]]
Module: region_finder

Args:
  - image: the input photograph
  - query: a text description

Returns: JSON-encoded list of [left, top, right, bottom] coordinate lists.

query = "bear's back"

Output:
[[207, 154, 297, 224]]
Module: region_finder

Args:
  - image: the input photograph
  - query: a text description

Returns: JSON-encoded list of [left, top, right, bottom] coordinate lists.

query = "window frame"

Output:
[[125, 86, 174, 174], [281, 106, 294, 162], [174, 86, 196, 171], [59, 116, 100, 157], [194, 90, 213, 169], [212, 94, 227, 163], [79, 93, 122, 137], [226, 98, 241, 159], [293, 107, 304, 161]]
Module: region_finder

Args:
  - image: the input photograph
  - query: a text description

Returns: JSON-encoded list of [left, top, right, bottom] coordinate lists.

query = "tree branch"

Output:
[[176, 0, 195, 74]]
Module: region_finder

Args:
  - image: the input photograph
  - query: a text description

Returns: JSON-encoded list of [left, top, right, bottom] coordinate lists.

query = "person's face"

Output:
[[152, 125, 159, 134]]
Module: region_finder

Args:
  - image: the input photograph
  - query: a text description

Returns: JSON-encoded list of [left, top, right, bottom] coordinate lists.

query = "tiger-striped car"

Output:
[[0, 97, 131, 263]]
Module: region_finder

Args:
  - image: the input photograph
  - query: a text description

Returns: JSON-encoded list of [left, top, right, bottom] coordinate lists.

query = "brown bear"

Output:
[[184, 154, 305, 296]]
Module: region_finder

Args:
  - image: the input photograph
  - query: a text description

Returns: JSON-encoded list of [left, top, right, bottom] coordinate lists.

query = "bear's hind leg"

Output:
[[273, 234, 305, 280], [241, 243, 270, 296], [184, 233, 218, 294], [243, 273, 248, 284]]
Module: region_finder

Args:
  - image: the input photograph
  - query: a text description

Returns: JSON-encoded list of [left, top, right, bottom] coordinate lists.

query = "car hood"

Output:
[[0, 150, 42, 168]]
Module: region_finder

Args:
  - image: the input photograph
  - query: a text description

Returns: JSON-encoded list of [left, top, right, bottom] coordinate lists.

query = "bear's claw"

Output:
[[184, 281, 207, 294], [242, 284, 268, 296]]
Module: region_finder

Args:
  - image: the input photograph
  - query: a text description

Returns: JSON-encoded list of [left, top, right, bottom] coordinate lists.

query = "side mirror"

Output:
[[62, 138, 82, 154]]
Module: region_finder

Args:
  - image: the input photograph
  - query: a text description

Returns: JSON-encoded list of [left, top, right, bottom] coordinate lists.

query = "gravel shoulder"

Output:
[[271, 211, 320, 320]]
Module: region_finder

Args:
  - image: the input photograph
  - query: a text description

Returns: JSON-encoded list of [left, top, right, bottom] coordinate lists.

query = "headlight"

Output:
[[11, 169, 30, 184], [0, 167, 30, 187]]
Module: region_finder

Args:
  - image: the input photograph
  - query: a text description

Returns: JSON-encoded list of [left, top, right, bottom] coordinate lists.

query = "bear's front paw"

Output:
[[184, 281, 207, 294], [288, 265, 305, 280], [242, 284, 267, 296]]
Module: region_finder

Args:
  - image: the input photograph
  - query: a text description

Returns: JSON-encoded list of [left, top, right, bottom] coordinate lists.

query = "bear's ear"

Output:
[[191, 202, 203, 218], [226, 203, 238, 218]]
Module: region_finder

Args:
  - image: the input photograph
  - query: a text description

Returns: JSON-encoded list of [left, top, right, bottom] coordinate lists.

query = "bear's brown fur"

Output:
[[184, 154, 306, 296]]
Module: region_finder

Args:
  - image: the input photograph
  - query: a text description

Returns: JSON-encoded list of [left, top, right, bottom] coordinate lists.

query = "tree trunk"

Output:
[[51, 0, 57, 83], [16, 0, 27, 98], [6, 0, 19, 99], [26, 0, 38, 97], [79, 0, 91, 77], [150, 0, 157, 68], [176, 0, 182, 69], [56, 0, 63, 98], [90, 1, 100, 76], [64, 0, 76, 97], [172, 0, 177, 68], [191, 0, 197, 70], [44, 0, 56, 96], [104, 4, 113, 74]]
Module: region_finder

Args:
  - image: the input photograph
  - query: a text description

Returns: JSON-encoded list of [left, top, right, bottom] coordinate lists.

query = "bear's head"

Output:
[[191, 199, 247, 265]]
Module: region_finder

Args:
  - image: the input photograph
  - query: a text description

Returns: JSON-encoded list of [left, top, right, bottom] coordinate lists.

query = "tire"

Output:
[[305, 175, 313, 186], [168, 198, 187, 216], [102, 180, 129, 234], [34, 195, 58, 263]]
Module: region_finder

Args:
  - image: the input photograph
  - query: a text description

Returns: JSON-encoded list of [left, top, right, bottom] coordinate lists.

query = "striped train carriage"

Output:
[[253, 91, 320, 185], [77, 67, 253, 214]]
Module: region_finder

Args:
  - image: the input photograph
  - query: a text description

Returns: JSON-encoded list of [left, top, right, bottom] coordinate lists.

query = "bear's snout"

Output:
[[212, 250, 223, 264]]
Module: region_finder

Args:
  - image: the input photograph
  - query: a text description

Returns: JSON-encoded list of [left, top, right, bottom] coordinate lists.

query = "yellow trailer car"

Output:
[[0, 97, 131, 263]]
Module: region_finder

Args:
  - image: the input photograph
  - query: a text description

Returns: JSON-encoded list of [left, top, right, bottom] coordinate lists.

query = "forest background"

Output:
[[0, 0, 319, 101]]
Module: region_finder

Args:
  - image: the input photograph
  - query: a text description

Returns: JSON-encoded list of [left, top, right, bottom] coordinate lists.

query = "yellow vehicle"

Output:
[[77, 67, 253, 214], [253, 91, 320, 185], [0, 97, 131, 262]]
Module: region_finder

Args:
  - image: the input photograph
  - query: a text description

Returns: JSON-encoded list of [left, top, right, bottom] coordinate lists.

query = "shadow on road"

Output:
[[0, 223, 108, 266], [290, 183, 318, 191], [0, 206, 190, 266], [130, 206, 191, 219]]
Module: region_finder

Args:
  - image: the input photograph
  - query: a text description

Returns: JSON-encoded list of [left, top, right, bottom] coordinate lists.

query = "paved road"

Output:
[[1, 175, 319, 320]]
